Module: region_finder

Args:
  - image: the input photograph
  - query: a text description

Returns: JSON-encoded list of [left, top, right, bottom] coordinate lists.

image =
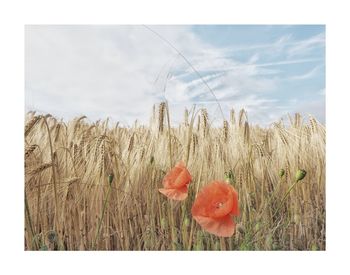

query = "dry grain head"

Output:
[[25, 145, 38, 159], [25, 115, 42, 137], [243, 122, 250, 144], [28, 162, 52, 175], [158, 102, 166, 133], [230, 108, 236, 128], [184, 108, 189, 127], [201, 108, 209, 137], [128, 133, 135, 152], [223, 120, 229, 142], [239, 109, 247, 128], [196, 115, 201, 132]]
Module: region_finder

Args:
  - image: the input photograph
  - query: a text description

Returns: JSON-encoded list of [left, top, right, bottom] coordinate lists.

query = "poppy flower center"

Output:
[[215, 202, 224, 209]]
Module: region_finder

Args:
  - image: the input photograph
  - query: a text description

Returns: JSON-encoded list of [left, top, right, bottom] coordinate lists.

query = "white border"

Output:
[[1, 0, 349, 274]]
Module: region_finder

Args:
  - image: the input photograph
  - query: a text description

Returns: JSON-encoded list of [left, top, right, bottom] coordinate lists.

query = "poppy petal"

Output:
[[162, 161, 191, 189], [173, 168, 192, 188], [193, 215, 235, 237], [230, 188, 240, 216], [191, 181, 235, 218], [158, 185, 188, 201], [162, 166, 183, 188]]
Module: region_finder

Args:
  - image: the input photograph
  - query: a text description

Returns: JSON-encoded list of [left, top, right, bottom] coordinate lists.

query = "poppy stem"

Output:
[[169, 201, 177, 250], [272, 179, 300, 218]]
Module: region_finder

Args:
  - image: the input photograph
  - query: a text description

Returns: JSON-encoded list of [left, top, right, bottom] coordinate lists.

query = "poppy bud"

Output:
[[175, 243, 183, 250], [172, 227, 177, 242], [295, 169, 307, 182], [265, 233, 273, 248], [108, 174, 114, 185], [160, 217, 167, 230], [224, 170, 235, 185], [294, 214, 300, 223], [254, 222, 261, 232], [279, 169, 285, 178], [195, 243, 203, 251], [184, 217, 190, 227], [236, 224, 245, 235], [47, 230, 57, 244], [40, 244, 48, 250]]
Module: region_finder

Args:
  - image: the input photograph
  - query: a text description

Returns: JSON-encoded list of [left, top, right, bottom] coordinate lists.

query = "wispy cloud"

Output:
[[288, 65, 321, 80], [287, 33, 325, 57], [25, 25, 325, 126]]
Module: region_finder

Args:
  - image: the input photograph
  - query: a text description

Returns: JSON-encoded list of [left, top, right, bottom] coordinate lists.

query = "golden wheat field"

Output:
[[24, 103, 325, 251]]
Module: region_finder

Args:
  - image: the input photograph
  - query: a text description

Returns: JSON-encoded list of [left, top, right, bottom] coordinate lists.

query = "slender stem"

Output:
[[251, 179, 301, 240], [25, 191, 39, 250], [256, 177, 283, 221], [92, 183, 112, 249], [169, 201, 176, 250], [165, 101, 173, 168], [220, 237, 226, 251], [272, 180, 300, 218], [43, 117, 59, 226], [185, 105, 197, 166]]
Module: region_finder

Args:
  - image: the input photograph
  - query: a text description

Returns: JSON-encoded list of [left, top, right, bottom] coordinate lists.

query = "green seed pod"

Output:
[[236, 224, 245, 235], [108, 174, 114, 185], [175, 242, 183, 250], [40, 244, 48, 251], [295, 169, 307, 182], [254, 222, 261, 232], [224, 169, 235, 184], [279, 169, 285, 178], [294, 214, 300, 224], [181, 203, 187, 213], [171, 227, 178, 243], [47, 230, 57, 244], [184, 217, 190, 227], [195, 243, 203, 251], [160, 217, 167, 230]]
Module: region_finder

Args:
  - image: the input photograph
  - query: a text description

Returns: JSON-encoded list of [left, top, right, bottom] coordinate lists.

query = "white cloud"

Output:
[[25, 25, 324, 126], [319, 88, 325, 96], [287, 97, 325, 124], [26, 25, 199, 124]]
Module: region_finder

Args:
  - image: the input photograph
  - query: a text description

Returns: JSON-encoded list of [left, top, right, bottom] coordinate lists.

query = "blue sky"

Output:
[[25, 25, 325, 126]]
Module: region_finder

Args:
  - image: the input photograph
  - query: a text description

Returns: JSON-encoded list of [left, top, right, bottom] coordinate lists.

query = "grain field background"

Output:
[[24, 103, 325, 250]]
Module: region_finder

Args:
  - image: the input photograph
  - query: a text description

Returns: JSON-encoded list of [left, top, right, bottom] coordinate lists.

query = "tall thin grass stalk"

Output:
[[92, 182, 112, 250], [42, 117, 59, 229], [165, 101, 173, 168], [25, 191, 39, 250]]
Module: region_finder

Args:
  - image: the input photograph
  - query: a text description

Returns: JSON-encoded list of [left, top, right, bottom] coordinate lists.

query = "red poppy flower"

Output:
[[159, 161, 192, 201], [191, 181, 239, 237]]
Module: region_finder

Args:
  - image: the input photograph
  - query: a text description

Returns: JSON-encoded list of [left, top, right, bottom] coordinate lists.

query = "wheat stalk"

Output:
[[158, 102, 165, 133]]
